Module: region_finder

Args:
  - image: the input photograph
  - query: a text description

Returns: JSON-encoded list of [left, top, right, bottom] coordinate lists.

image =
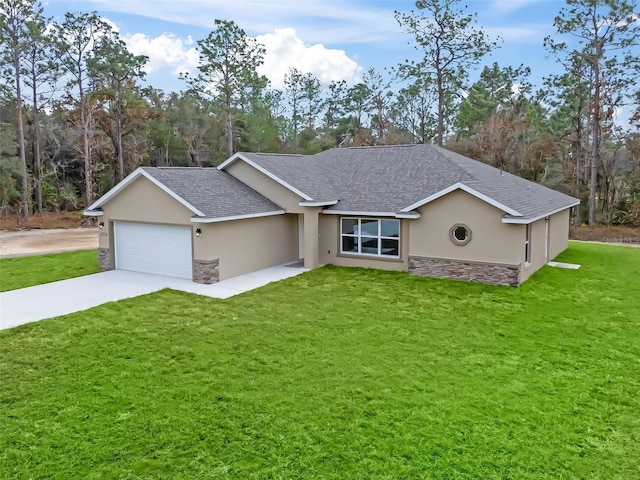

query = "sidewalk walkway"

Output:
[[0, 265, 307, 331]]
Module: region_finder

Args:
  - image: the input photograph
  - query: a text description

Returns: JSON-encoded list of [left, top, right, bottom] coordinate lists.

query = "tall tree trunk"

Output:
[[81, 104, 93, 205], [31, 72, 42, 214], [437, 69, 444, 146], [574, 143, 581, 227], [78, 72, 93, 206], [77, 65, 92, 205], [588, 56, 601, 226], [574, 83, 584, 228], [292, 97, 299, 149], [116, 90, 124, 181], [225, 93, 234, 156], [13, 49, 29, 219], [377, 99, 386, 145]]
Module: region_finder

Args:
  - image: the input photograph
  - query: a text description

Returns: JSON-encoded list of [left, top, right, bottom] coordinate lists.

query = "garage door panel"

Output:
[[115, 223, 192, 279]]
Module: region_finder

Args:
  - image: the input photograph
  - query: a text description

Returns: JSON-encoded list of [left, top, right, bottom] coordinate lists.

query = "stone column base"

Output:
[[98, 248, 114, 271], [193, 259, 220, 284], [408, 256, 521, 287]]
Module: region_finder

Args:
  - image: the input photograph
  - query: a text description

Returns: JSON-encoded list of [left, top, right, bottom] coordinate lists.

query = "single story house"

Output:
[[84, 144, 579, 286]]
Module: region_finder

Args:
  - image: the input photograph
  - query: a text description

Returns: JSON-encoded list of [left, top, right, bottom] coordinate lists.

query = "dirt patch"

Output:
[[0, 211, 92, 231], [0, 228, 98, 258]]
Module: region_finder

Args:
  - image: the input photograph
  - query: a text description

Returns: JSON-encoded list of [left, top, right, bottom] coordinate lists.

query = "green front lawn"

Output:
[[0, 250, 100, 292], [1, 242, 639, 478]]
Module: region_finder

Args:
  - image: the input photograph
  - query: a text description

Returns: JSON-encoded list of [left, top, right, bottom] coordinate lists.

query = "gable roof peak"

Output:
[[87, 166, 283, 221]]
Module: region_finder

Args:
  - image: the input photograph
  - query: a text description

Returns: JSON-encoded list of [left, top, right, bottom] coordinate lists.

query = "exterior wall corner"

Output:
[[303, 208, 321, 269]]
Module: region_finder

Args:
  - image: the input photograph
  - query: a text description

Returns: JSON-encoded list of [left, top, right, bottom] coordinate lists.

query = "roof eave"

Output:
[[321, 210, 421, 219], [83, 209, 104, 216], [400, 182, 522, 217], [395, 212, 421, 219], [501, 201, 580, 224], [299, 200, 338, 207], [190, 210, 285, 224]]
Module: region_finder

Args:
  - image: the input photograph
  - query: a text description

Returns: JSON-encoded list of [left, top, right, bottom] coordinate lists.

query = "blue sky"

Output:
[[42, 0, 568, 94]]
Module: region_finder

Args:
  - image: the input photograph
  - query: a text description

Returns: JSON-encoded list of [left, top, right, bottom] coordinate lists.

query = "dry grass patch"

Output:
[[0, 211, 90, 231], [570, 224, 640, 244]]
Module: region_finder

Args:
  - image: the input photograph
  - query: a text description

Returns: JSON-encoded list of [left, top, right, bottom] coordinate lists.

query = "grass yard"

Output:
[[0, 250, 100, 292], [1, 242, 639, 479]]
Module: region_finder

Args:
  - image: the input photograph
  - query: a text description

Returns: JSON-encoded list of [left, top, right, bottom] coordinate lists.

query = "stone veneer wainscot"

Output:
[[192, 259, 220, 284], [408, 255, 521, 287], [98, 248, 114, 271]]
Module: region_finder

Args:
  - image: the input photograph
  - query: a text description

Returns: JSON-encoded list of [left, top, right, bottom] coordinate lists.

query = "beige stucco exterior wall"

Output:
[[97, 176, 196, 251], [520, 209, 571, 282], [521, 218, 547, 282], [317, 214, 409, 271], [549, 209, 570, 261], [303, 208, 321, 269], [224, 161, 305, 213], [96, 175, 297, 282], [95, 169, 573, 285], [196, 214, 298, 280], [409, 189, 523, 266]]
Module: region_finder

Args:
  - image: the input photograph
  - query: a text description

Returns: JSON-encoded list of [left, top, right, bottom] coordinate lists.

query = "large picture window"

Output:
[[341, 218, 400, 258]]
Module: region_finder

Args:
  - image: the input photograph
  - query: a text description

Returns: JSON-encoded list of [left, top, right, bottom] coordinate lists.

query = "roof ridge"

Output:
[[239, 152, 305, 157], [334, 144, 421, 151], [437, 146, 543, 188], [426, 146, 480, 181], [144, 166, 211, 170]]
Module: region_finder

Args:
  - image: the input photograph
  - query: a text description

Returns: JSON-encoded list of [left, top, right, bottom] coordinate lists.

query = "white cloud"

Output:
[[119, 27, 362, 88], [123, 32, 199, 75], [256, 28, 362, 89], [116, 26, 363, 90], [100, 16, 120, 34]]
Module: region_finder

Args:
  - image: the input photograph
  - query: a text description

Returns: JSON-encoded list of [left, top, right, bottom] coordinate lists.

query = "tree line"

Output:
[[1, 0, 639, 226]]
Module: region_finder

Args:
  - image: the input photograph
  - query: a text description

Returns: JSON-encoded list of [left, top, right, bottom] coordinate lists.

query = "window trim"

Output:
[[340, 217, 400, 259], [450, 223, 472, 246], [525, 224, 531, 264]]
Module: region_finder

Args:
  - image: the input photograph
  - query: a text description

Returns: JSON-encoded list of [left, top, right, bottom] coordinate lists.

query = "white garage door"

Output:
[[114, 223, 192, 279]]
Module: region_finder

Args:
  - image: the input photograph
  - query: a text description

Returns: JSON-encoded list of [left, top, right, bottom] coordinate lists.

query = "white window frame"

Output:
[[525, 224, 531, 264], [450, 223, 472, 246], [340, 217, 400, 258]]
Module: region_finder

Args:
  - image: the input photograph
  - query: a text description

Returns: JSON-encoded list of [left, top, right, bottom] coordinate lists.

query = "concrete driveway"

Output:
[[0, 265, 307, 331]]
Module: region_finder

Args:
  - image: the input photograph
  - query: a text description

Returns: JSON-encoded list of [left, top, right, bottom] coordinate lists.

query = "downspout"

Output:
[[545, 217, 550, 262]]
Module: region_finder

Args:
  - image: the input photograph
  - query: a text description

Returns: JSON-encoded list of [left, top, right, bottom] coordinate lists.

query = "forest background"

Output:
[[1, 0, 639, 227]]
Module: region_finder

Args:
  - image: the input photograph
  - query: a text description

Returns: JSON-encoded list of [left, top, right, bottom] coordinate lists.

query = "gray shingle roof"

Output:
[[234, 144, 578, 221], [313, 145, 472, 213], [433, 146, 578, 219], [141, 167, 282, 218], [238, 152, 338, 202]]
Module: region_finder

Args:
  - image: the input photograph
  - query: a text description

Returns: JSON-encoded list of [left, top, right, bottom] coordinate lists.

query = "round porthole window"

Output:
[[450, 224, 471, 246]]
